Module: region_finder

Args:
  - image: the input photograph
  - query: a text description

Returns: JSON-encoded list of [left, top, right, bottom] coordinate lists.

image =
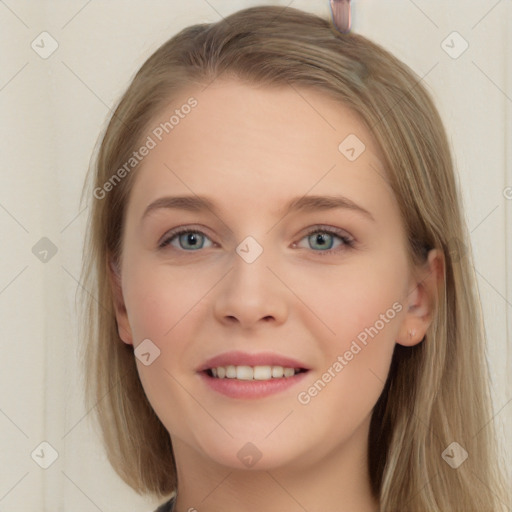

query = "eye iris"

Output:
[[310, 232, 332, 250], [181, 232, 202, 249]]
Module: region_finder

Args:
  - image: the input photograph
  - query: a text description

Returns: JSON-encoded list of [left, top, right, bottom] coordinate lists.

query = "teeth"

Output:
[[209, 365, 302, 380]]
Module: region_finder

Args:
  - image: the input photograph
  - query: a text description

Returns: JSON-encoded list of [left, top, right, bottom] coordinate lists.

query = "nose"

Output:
[[213, 243, 289, 329]]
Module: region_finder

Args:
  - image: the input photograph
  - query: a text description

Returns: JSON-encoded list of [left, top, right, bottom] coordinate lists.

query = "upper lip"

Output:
[[197, 350, 310, 372]]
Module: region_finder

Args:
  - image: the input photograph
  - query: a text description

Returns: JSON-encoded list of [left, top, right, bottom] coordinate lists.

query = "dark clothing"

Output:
[[154, 495, 175, 512]]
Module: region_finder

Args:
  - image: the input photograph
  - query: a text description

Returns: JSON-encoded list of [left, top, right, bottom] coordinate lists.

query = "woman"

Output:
[[80, 5, 511, 511]]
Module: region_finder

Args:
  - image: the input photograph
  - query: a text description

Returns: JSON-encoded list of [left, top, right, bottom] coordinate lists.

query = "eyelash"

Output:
[[158, 225, 355, 256]]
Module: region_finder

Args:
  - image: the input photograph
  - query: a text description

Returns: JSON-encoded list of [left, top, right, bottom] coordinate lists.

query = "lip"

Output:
[[198, 369, 309, 399], [196, 350, 311, 372]]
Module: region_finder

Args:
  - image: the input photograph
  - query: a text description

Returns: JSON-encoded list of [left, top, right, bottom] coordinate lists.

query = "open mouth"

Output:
[[199, 362, 311, 399], [204, 365, 309, 380]]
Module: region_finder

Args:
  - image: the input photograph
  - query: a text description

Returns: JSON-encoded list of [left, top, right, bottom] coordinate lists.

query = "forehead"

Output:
[[158, 79, 384, 169], [127, 79, 393, 221]]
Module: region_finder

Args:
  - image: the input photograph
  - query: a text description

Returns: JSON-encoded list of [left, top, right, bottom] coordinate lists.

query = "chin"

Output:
[[196, 435, 301, 471]]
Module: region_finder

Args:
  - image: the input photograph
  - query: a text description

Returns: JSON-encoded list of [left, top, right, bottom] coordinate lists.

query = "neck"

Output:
[[171, 416, 379, 512]]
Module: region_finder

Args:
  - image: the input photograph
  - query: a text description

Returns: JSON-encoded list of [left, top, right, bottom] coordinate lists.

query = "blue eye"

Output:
[[297, 227, 355, 255], [159, 229, 214, 251], [159, 225, 355, 255]]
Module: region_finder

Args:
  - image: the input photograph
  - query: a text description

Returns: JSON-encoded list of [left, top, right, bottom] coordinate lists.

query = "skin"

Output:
[[110, 79, 444, 512]]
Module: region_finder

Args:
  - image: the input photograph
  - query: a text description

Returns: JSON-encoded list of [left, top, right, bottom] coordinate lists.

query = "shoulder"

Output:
[[152, 495, 176, 512]]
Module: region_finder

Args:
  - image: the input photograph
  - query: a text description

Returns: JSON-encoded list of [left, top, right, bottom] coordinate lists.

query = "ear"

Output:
[[108, 254, 133, 346], [397, 248, 445, 347]]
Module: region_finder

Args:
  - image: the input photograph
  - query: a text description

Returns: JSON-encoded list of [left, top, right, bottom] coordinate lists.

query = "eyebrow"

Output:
[[142, 194, 375, 222]]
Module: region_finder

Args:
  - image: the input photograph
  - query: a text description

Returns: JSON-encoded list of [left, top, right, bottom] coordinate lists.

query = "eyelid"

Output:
[[301, 224, 353, 241]]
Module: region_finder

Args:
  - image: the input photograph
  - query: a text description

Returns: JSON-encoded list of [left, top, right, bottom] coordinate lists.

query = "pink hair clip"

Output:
[[329, 0, 352, 33]]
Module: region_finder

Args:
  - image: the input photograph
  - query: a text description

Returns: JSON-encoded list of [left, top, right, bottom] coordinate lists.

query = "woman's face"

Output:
[[112, 79, 425, 471]]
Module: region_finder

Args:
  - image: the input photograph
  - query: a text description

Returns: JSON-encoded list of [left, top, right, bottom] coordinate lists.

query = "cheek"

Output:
[[296, 272, 401, 430], [298, 259, 404, 349], [122, 259, 213, 349]]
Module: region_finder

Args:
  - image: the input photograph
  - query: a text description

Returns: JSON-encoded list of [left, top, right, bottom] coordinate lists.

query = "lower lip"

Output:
[[198, 370, 309, 399]]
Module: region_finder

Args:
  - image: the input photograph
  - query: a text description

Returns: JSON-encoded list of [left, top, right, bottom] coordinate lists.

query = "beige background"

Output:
[[0, 1, 510, 510]]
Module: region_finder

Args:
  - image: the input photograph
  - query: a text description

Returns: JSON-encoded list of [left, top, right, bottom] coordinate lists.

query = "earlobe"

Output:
[[397, 248, 445, 347], [397, 324, 424, 347], [396, 285, 428, 347], [108, 255, 133, 346]]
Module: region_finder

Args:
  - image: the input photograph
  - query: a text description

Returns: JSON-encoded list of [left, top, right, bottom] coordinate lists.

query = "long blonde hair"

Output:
[[79, 6, 511, 510]]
